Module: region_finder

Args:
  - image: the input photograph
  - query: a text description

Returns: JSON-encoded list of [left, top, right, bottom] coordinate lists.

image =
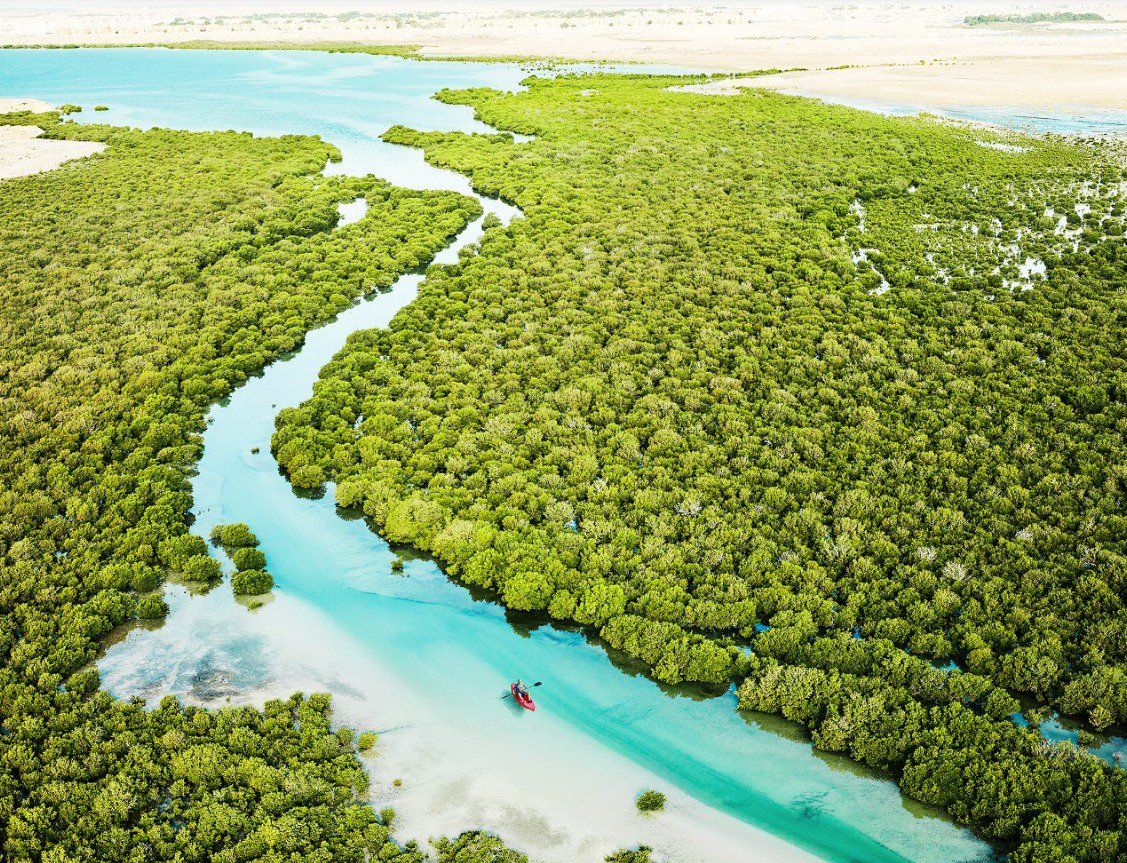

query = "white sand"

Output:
[[3, 2, 1126, 113], [100, 583, 818, 863], [0, 122, 104, 181], [0, 98, 57, 113], [1, 99, 104, 180], [683, 55, 1127, 112]]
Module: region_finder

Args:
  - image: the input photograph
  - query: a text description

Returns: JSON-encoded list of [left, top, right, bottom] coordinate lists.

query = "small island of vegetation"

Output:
[[211, 522, 274, 594], [636, 789, 667, 813]]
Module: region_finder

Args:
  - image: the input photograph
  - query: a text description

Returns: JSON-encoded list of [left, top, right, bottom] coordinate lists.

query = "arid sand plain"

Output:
[[689, 54, 1127, 112]]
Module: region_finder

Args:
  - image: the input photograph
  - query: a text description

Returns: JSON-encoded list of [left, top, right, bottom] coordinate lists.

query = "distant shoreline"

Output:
[[3, 41, 1123, 135], [0, 40, 625, 69], [2, 2, 1124, 115], [683, 59, 1127, 129]]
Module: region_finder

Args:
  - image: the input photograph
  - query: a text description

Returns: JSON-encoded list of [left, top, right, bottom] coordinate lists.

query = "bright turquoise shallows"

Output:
[[2, 48, 995, 863]]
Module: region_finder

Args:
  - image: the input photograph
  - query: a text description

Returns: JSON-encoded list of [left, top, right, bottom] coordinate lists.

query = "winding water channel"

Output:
[[0, 48, 1005, 863]]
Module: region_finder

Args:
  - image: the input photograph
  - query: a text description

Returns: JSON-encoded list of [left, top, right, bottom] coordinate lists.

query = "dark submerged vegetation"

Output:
[[274, 74, 1126, 860], [0, 108, 481, 860]]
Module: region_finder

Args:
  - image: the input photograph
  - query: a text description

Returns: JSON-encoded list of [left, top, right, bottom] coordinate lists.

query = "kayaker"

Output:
[[514, 678, 529, 699]]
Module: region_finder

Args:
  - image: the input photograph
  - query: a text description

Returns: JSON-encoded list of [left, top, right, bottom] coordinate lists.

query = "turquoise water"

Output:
[[1011, 711, 1126, 768], [939, 105, 1127, 136], [1039, 717, 1125, 766], [0, 47, 530, 184], [2, 48, 999, 863]]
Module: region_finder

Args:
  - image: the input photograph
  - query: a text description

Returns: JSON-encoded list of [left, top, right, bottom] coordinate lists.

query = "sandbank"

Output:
[[0, 97, 57, 113], [683, 55, 1127, 114], [99, 581, 820, 863], [0, 120, 104, 181]]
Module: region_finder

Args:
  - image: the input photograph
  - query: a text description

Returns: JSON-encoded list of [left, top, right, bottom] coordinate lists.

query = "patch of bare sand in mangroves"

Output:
[[0, 101, 105, 181]]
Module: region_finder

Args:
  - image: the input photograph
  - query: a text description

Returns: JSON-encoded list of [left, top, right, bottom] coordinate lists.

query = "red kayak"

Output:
[[510, 683, 536, 711]]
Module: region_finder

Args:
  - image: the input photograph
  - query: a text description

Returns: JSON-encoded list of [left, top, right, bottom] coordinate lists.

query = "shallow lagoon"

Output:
[[1, 48, 1002, 863]]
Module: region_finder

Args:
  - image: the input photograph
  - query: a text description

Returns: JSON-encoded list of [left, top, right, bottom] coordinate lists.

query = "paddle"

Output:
[[501, 681, 542, 699]]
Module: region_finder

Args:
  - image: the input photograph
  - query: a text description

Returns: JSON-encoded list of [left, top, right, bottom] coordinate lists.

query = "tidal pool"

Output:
[[2, 48, 997, 863]]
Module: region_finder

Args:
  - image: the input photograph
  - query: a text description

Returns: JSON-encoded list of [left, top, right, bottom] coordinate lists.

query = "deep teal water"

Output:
[[0, 48, 1009, 863]]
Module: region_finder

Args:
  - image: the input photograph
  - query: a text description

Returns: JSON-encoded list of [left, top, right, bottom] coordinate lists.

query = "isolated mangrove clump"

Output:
[[232, 568, 274, 596], [211, 521, 259, 549], [231, 546, 267, 570], [635, 789, 666, 812], [606, 847, 654, 863]]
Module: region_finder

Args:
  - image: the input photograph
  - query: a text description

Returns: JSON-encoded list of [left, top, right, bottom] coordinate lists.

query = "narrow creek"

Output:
[[3, 47, 997, 863]]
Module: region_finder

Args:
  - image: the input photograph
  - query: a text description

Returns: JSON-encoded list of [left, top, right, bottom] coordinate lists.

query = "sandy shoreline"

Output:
[[99, 582, 822, 863], [0, 97, 56, 113], [684, 55, 1127, 113], [0, 99, 104, 180]]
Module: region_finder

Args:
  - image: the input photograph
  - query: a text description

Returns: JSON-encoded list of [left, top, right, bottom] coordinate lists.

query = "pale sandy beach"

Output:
[[0, 97, 55, 113], [2, 2, 1125, 115], [683, 55, 1127, 113], [0, 98, 104, 179]]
